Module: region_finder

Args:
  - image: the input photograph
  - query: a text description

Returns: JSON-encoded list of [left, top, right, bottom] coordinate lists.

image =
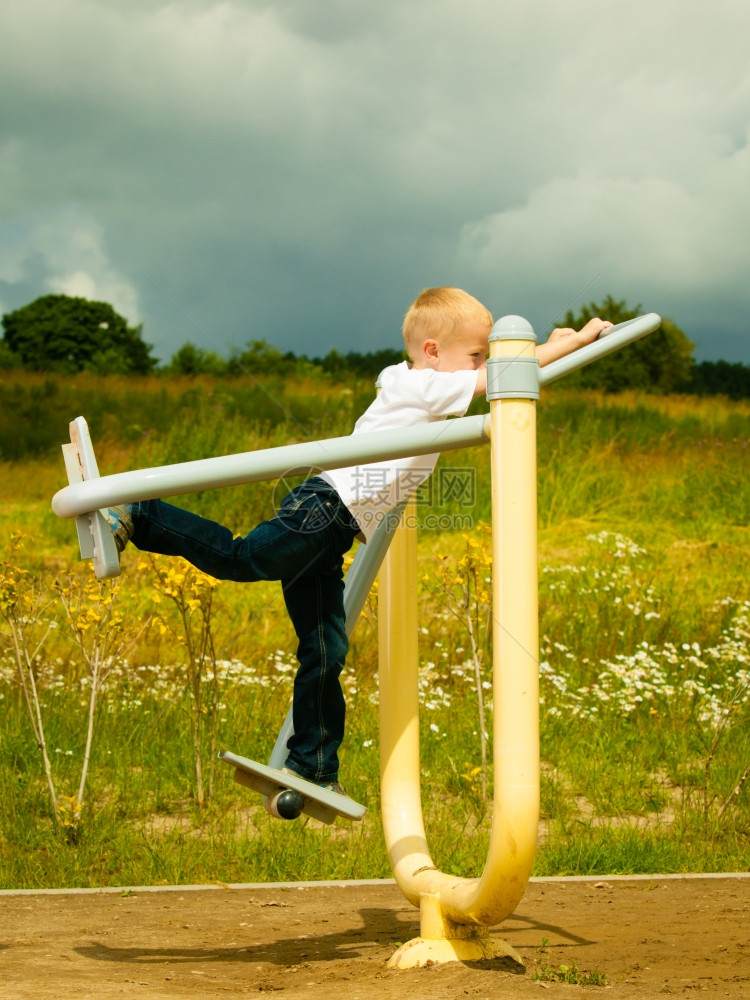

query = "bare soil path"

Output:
[[1, 875, 748, 999]]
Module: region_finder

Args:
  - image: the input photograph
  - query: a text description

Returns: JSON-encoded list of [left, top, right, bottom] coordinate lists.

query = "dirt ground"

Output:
[[1, 875, 748, 999]]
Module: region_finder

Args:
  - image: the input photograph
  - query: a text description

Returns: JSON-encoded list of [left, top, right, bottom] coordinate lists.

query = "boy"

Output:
[[107, 288, 609, 793]]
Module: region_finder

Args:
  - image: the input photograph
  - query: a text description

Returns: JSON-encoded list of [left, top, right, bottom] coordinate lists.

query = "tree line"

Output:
[[1, 293, 748, 398]]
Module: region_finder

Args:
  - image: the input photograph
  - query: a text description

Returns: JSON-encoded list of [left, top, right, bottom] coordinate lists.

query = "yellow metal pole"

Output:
[[377, 499, 432, 900], [481, 318, 540, 913], [379, 317, 540, 968]]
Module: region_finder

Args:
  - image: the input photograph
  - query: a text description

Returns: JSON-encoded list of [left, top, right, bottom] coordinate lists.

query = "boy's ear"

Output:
[[423, 339, 440, 364]]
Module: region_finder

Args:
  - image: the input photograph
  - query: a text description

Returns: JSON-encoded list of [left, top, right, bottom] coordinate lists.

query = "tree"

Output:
[[683, 360, 750, 399], [232, 339, 298, 377], [557, 295, 694, 393], [165, 343, 228, 376], [316, 347, 405, 379], [0, 338, 21, 371], [1, 294, 156, 375]]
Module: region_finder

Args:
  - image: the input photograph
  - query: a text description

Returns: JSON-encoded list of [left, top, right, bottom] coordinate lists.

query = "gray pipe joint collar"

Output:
[[489, 315, 537, 343], [486, 355, 540, 400], [487, 314, 539, 399]]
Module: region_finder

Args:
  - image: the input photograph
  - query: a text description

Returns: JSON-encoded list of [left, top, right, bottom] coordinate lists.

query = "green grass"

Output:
[[533, 963, 608, 986], [1, 379, 749, 888]]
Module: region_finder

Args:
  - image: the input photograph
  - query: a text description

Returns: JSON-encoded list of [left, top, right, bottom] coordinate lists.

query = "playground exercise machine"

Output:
[[52, 312, 661, 968]]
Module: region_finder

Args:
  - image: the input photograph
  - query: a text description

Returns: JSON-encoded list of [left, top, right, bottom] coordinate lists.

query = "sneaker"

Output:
[[322, 780, 347, 797], [105, 505, 134, 554], [282, 766, 347, 797]]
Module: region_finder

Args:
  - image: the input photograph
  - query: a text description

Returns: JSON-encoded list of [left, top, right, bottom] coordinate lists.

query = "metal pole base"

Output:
[[386, 892, 524, 969], [387, 933, 523, 969]]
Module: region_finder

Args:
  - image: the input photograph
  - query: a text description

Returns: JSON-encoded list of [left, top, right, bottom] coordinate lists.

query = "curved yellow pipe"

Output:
[[378, 333, 539, 937]]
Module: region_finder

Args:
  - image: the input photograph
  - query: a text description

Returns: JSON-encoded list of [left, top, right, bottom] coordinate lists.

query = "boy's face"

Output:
[[430, 319, 490, 372]]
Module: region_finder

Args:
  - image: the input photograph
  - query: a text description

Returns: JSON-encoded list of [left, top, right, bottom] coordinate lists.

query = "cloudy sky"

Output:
[[1, 0, 749, 365]]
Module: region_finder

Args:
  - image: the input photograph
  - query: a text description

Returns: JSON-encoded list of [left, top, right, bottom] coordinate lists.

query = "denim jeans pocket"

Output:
[[278, 493, 333, 535], [278, 479, 360, 537]]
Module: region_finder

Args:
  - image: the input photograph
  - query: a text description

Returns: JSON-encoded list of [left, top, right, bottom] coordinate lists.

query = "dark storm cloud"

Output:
[[1, 0, 748, 362]]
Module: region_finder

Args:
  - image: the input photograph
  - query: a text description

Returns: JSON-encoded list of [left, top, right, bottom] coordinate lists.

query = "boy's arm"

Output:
[[535, 318, 612, 368], [471, 318, 611, 397], [473, 367, 487, 397], [474, 317, 612, 399]]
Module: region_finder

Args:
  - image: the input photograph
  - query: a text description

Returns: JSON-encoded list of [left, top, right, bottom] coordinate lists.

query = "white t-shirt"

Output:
[[321, 362, 478, 541]]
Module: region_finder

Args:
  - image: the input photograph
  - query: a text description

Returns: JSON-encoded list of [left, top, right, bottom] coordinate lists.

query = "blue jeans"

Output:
[[128, 478, 361, 783]]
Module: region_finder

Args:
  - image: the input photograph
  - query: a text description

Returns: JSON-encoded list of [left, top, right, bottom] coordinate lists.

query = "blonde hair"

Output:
[[402, 287, 493, 358]]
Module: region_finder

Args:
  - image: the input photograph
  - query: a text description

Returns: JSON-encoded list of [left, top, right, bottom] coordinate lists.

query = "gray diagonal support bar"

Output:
[[268, 505, 404, 769]]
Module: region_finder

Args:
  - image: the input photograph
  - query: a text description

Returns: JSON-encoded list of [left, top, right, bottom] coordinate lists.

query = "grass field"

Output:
[[0, 373, 748, 888]]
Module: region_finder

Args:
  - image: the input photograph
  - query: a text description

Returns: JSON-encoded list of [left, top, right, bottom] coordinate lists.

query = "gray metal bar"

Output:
[[52, 313, 661, 525], [52, 414, 490, 519]]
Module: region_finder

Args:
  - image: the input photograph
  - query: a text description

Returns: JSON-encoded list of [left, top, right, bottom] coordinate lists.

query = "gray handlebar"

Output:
[[539, 313, 662, 386]]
